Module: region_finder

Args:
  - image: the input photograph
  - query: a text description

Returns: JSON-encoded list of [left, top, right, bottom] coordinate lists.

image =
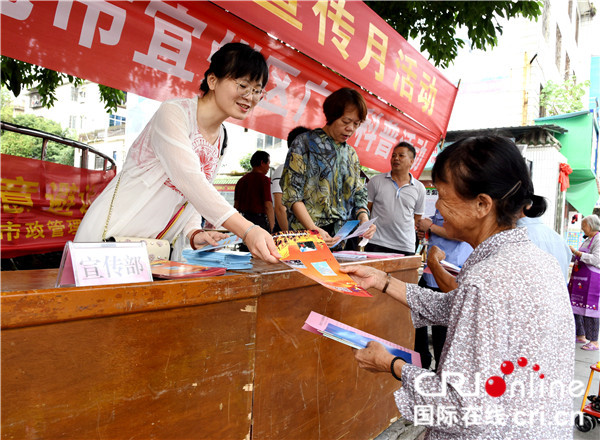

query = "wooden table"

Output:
[[1, 256, 420, 440]]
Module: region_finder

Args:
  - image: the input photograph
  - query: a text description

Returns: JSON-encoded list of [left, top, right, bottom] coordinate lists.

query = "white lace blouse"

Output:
[[75, 97, 236, 258]]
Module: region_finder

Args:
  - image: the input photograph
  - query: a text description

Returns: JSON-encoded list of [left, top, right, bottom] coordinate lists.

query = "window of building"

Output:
[[542, 0, 550, 41], [565, 53, 571, 80], [555, 26, 562, 71], [539, 84, 547, 118], [69, 115, 77, 129], [29, 93, 42, 108], [109, 114, 126, 126], [71, 86, 79, 101], [575, 11, 580, 44]]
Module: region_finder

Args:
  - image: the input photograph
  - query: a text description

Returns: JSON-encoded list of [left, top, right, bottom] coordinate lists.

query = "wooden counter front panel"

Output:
[[2, 299, 257, 440], [252, 266, 417, 439]]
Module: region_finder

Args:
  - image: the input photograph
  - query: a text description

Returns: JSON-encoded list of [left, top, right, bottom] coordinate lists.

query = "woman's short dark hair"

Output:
[[432, 136, 546, 227], [200, 42, 269, 94], [323, 88, 368, 126]]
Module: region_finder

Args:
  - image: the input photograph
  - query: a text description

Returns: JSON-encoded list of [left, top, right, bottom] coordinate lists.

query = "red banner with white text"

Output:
[[0, 155, 116, 258], [214, 0, 457, 139], [0, 1, 453, 175]]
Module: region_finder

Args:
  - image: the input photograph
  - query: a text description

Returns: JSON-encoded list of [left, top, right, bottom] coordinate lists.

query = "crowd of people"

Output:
[[74, 42, 597, 438]]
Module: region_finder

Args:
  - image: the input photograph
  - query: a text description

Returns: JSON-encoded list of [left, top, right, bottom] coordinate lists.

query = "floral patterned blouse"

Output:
[[397, 227, 574, 439], [280, 128, 368, 234]]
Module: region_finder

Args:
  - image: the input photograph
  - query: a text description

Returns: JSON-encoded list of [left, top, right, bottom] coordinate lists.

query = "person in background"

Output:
[[414, 210, 473, 371], [517, 201, 572, 282], [234, 150, 274, 234], [365, 142, 425, 255], [75, 42, 280, 263], [271, 126, 310, 232], [340, 135, 574, 439], [570, 214, 600, 351], [281, 88, 375, 247]]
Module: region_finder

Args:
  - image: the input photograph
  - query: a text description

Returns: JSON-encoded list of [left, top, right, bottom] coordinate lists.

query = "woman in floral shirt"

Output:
[[341, 136, 574, 439]]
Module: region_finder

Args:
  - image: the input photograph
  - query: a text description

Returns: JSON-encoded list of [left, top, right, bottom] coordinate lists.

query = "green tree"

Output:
[[240, 153, 252, 172], [1, 57, 125, 113], [1, 113, 75, 166], [539, 76, 591, 116], [365, 1, 543, 68]]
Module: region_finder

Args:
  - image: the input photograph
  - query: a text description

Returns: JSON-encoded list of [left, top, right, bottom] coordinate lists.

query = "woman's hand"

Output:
[[316, 227, 340, 247], [244, 225, 281, 263], [354, 341, 395, 374], [339, 264, 386, 290], [570, 245, 583, 258], [417, 218, 433, 234], [427, 245, 446, 266], [192, 230, 231, 249]]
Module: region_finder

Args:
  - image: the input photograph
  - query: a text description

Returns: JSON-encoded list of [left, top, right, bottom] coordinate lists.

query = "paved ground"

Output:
[[573, 340, 600, 439], [374, 337, 600, 439]]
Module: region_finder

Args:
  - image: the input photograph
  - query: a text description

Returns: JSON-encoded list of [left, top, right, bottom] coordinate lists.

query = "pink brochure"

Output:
[[302, 311, 421, 367]]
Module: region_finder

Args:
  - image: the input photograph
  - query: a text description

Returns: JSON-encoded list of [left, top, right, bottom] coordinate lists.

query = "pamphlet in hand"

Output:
[[150, 260, 226, 279], [344, 217, 377, 240], [424, 259, 461, 277], [273, 230, 372, 297], [302, 311, 421, 367], [330, 220, 359, 247], [193, 235, 242, 252]]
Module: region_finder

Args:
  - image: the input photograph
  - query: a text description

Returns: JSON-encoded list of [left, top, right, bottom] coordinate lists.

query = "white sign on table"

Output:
[[55, 241, 153, 287]]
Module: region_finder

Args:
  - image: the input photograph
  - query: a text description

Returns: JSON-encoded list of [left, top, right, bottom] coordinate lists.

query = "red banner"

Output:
[[214, 0, 457, 139], [0, 1, 453, 175], [0, 155, 116, 258]]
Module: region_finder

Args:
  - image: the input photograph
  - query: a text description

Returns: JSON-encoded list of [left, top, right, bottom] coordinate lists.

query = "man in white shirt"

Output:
[[366, 142, 426, 255]]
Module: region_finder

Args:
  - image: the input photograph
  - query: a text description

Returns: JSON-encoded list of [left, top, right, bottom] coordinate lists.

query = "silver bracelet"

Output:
[[242, 224, 259, 242]]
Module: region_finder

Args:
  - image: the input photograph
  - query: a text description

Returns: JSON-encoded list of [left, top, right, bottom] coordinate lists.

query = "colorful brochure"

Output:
[[302, 311, 421, 366], [273, 230, 372, 297], [193, 235, 242, 252], [150, 260, 226, 279]]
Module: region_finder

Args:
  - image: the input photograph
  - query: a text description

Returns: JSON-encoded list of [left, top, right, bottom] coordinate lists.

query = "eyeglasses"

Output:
[[235, 80, 267, 102]]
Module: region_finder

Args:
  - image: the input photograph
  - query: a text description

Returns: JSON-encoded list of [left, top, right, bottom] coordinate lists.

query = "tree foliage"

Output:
[[539, 77, 591, 116], [365, 1, 543, 68], [1, 57, 125, 113], [1, 104, 76, 166]]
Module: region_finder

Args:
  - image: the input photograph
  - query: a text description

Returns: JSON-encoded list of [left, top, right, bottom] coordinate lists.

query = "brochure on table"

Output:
[[273, 230, 371, 297], [150, 260, 226, 279], [302, 311, 421, 366]]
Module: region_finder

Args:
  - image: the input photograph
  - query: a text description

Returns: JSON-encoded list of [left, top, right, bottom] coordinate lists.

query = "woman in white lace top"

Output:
[[75, 43, 280, 263]]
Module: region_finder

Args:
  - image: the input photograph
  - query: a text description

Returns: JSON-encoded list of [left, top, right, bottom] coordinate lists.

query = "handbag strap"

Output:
[[102, 173, 188, 242]]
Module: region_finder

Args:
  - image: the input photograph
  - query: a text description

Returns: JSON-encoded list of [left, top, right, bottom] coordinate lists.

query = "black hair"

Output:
[[199, 42, 269, 94], [250, 150, 270, 168], [287, 126, 310, 147], [394, 141, 416, 159], [432, 136, 546, 227], [323, 88, 368, 126]]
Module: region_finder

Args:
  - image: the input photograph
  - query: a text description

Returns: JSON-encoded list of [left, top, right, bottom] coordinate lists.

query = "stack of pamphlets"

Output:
[[182, 249, 252, 270]]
